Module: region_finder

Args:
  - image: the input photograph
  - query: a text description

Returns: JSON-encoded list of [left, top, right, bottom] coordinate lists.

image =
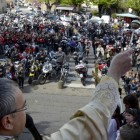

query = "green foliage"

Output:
[[71, 0, 84, 5], [84, 0, 91, 7], [61, 0, 84, 6], [92, 10, 99, 16], [126, 0, 140, 15], [92, 0, 116, 5], [38, 0, 60, 4], [60, 0, 73, 5], [111, 13, 117, 18], [117, 0, 128, 10]]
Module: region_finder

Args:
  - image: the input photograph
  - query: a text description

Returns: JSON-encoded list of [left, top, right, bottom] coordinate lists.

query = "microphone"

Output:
[[25, 114, 43, 140]]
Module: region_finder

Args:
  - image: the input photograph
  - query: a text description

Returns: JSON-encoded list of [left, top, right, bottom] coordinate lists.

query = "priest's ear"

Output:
[[0, 115, 14, 130]]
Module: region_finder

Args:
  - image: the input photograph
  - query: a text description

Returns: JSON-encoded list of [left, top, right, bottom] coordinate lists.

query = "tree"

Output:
[[91, 0, 122, 16], [126, 0, 140, 15], [60, 0, 84, 9], [38, 0, 61, 11], [117, 0, 128, 12]]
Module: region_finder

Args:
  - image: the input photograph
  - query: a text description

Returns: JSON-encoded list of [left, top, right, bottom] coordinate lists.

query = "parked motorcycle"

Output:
[[38, 62, 52, 85], [98, 60, 108, 76], [28, 64, 38, 84], [59, 63, 69, 83], [75, 60, 88, 86]]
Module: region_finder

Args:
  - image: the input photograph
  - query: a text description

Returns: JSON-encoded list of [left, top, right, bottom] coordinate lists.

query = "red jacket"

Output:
[[0, 36, 4, 45]]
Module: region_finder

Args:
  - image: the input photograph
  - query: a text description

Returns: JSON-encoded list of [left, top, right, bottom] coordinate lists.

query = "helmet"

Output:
[[63, 63, 69, 69], [73, 51, 77, 55], [45, 57, 50, 62]]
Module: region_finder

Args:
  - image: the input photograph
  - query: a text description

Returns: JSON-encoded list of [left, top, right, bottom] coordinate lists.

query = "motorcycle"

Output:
[[75, 60, 88, 86], [28, 64, 38, 84], [38, 62, 52, 85], [14, 61, 24, 79], [98, 60, 108, 76], [14, 61, 20, 70], [73, 51, 83, 65], [59, 63, 69, 83], [28, 68, 35, 84]]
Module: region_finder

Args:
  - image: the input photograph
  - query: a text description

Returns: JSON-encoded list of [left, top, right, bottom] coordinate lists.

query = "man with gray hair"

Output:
[[0, 49, 133, 140], [0, 79, 27, 140]]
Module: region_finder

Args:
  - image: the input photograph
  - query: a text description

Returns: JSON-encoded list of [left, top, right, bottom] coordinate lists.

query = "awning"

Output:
[[56, 6, 74, 11], [116, 13, 139, 18]]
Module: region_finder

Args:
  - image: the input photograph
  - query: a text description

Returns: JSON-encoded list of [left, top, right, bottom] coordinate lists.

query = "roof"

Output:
[[56, 6, 74, 11], [116, 13, 139, 18]]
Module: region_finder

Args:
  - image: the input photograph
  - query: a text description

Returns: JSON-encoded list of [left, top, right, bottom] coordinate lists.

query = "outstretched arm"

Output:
[[43, 49, 133, 140]]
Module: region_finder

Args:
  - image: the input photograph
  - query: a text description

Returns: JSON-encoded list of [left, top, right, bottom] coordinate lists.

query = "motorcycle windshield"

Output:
[[44, 64, 52, 71], [44, 65, 49, 70]]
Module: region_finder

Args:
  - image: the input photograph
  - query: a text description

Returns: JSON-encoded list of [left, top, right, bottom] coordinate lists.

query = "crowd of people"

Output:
[[0, 11, 139, 88], [0, 8, 140, 140], [108, 93, 140, 140], [122, 70, 140, 95], [1, 48, 140, 140]]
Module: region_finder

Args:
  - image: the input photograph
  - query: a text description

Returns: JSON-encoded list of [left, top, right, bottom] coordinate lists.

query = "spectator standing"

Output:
[[17, 65, 24, 88]]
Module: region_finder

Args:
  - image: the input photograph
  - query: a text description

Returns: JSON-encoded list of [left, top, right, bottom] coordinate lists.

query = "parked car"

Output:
[[28, 6, 33, 11], [69, 13, 81, 20], [101, 15, 110, 23], [60, 15, 72, 22], [24, 3, 29, 7], [84, 16, 104, 24]]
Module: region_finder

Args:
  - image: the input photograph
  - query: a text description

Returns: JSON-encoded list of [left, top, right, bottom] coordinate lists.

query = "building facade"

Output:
[[0, 0, 7, 13]]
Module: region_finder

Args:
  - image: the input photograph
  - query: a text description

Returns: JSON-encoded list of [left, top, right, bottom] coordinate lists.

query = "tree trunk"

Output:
[[98, 4, 103, 17], [75, 5, 81, 12], [45, 3, 51, 11], [136, 11, 140, 16]]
